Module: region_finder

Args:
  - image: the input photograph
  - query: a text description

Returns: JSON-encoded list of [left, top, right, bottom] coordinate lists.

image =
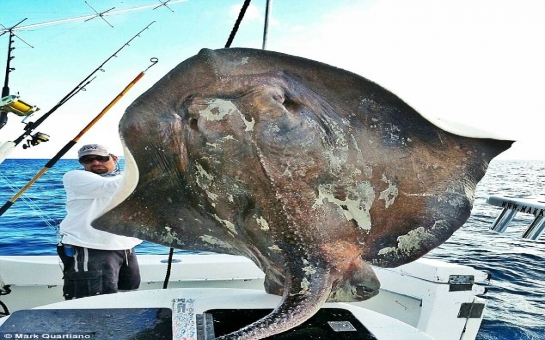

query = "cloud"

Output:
[[270, 0, 545, 146]]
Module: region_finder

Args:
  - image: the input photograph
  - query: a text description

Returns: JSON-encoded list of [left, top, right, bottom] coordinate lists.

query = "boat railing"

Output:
[[487, 195, 545, 240]]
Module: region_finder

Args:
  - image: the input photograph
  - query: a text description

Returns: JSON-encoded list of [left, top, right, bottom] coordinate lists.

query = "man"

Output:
[[57, 144, 142, 300]]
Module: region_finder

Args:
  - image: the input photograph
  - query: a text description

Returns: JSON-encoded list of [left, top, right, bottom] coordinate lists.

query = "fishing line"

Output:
[[24, 20, 92, 48], [0, 0, 185, 34], [0, 57, 159, 217], [0, 172, 59, 234], [0, 21, 156, 163]]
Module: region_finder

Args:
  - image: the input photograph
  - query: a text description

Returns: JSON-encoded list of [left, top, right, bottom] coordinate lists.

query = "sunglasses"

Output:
[[79, 155, 111, 164]]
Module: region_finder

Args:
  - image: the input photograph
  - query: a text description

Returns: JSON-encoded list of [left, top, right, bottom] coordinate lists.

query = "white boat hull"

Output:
[[0, 254, 488, 340]]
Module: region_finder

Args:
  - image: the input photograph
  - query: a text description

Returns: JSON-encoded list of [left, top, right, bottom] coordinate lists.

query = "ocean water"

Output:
[[424, 160, 545, 340], [0, 158, 544, 339]]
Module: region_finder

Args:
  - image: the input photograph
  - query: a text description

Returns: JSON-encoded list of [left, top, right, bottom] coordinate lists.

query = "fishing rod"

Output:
[[0, 21, 155, 164], [0, 57, 159, 217]]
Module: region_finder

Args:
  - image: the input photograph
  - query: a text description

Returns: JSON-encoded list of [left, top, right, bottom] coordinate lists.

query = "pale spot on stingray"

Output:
[[238, 111, 255, 132], [313, 183, 374, 231], [256, 215, 270, 231], [379, 174, 398, 208], [299, 277, 311, 295], [397, 227, 433, 251], [195, 163, 214, 189], [299, 260, 317, 293], [213, 214, 237, 235], [201, 97, 257, 134], [207, 191, 219, 201], [200, 235, 235, 250], [302, 264, 317, 276], [200, 99, 237, 121], [160, 226, 179, 244], [268, 245, 281, 252], [377, 246, 396, 256], [378, 226, 436, 256], [201, 97, 254, 132], [194, 163, 221, 206]]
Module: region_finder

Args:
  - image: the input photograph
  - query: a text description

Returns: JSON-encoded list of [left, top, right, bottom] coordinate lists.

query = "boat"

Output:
[[0, 2, 538, 340], [0, 253, 489, 339]]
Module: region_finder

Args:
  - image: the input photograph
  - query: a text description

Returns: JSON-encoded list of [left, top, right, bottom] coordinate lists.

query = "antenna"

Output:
[[154, 1, 175, 12], [84, 1, 115, 27]]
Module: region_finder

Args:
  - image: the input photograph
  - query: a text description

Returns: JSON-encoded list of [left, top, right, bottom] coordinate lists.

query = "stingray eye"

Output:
[[189, 118, 199, 131], [184, 96, 202, 131], [283, 97, 300, 115]]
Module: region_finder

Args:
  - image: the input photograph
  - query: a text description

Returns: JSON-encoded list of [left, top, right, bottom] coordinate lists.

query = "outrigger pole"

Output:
[[0, 57, 158, 217], [0, 0, 184, 34], [84, 1, 116, 28], [0, 0, 182, 133], [0, 21, 155, 164], [0, 18, 35, 130]]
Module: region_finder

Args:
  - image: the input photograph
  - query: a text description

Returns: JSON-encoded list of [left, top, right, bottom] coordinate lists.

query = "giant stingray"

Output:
[[93, 48, 513, 339]]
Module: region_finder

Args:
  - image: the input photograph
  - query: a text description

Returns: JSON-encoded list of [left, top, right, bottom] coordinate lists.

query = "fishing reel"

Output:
[[22, 132, 50, 149], [0, 94, 40, 130]]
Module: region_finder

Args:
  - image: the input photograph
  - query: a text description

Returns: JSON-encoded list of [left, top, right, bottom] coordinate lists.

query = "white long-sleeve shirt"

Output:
[[59, 170, 142, 250]]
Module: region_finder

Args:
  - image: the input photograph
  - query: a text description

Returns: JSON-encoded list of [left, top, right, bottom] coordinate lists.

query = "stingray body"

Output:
[[93, 48, 512, 339]]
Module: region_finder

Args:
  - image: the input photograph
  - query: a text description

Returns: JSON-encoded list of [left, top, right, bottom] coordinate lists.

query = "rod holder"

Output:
[[489, 208, 518, 233], [522, 216, 545, 240]]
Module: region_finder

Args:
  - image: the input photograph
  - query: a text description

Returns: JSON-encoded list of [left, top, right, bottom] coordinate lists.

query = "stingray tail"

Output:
[[215, 268, 333, 340]]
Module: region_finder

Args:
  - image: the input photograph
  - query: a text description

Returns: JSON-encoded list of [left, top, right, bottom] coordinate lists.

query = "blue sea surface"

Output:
[[0, 158, 544, 339]]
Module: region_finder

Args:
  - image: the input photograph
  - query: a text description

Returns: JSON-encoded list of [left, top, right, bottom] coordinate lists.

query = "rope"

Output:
[[0, 273, 11, 316], [224, 0, 252, 48], [0, 300, 9, 317], [163, 247, 175, 289]]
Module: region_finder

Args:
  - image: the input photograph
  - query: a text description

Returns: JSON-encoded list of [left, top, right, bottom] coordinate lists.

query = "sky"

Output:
[[0, 0, 544, 160]]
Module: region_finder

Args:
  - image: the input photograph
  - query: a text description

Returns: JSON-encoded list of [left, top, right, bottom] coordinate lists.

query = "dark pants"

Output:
[[57, 244, 141, 300]]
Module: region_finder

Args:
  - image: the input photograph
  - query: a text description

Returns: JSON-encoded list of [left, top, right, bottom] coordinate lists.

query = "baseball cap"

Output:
[[78, 144, 110, 158]]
